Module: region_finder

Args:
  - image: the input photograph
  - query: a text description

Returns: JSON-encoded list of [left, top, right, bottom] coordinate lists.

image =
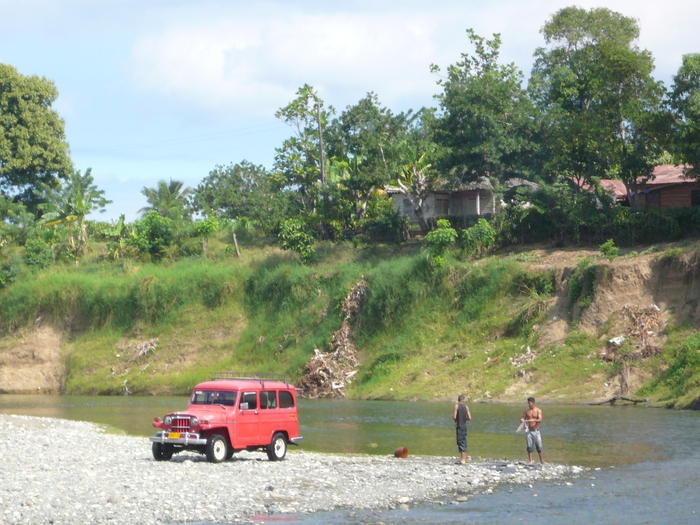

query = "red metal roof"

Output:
[[600, 179, 628, 198], [572, 178, 627, 198], [640, 164, 694, 185]]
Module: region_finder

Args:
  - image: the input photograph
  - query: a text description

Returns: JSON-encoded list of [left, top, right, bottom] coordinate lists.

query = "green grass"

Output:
[[3, 242, 700, 406]]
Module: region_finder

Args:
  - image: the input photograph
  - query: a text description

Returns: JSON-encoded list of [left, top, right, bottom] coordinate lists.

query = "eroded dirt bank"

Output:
[[1, 249, 698, 404]]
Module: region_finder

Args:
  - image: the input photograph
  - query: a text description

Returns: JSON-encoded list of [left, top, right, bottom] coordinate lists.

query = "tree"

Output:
[[324, 93, 419, 226], [433, 30, 540, 184], [139, 179, 192, 221], [36, 167, 111, 255], [192, 161, 289, 232], [192, 216, 219, 256], [129, 211, 174, 260], [274, 85, 334, 215], [0, 63, 72, 211], [669, 53, 700, 178], [530, 7, 667, 190]]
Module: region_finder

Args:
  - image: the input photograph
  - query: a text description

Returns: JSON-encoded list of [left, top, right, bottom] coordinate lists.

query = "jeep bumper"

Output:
[[150, 431, 207, 446], [290, 436, 303, 445]]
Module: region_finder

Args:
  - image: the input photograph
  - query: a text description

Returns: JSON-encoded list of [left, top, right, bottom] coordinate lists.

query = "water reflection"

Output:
[[0, 395, 696, 467]]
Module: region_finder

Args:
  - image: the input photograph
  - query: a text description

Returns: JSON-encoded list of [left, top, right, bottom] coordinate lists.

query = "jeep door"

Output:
[[258, 390, 281, 443], [237, 391, 260, 447]]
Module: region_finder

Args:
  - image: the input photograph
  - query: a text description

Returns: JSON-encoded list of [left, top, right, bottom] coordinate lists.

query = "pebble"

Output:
[[0, 415, 584, 524]]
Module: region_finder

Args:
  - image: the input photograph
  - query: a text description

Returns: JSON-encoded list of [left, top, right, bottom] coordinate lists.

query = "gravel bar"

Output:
[[0, 415, 585, 524]]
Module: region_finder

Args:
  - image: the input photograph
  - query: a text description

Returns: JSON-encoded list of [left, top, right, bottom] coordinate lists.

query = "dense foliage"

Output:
[[1, 6, 700, 275]]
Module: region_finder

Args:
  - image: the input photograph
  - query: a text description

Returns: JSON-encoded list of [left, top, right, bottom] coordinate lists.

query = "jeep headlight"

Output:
[[163, 415, 172, 425], [190, 416, 199, 427]]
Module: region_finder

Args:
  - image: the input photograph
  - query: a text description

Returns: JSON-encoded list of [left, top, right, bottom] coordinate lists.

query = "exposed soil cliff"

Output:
[[0, 326, 64, 393]]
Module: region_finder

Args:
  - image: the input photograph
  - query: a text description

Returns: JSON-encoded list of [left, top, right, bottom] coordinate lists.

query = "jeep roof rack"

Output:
[[209, 372, 293, 388]]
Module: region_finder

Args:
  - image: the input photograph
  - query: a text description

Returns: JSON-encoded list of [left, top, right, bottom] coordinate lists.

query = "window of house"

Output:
[[692, 190, 700, 207], [435, 198, 449, 215]]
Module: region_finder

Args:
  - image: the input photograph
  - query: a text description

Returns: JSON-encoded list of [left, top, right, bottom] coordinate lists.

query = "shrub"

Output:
[[599, 239, 619, 261], [278, 218, 315, 264], [23, 237, 54, 269], [460, 218, 496, 258], [423, 219, 457, 267]]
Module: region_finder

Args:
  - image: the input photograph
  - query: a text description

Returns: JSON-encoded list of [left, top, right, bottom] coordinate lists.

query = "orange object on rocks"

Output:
[[394, 447, 409, 458]]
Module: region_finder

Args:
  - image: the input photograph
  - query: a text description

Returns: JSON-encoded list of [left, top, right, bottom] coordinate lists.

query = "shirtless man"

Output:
[[521, 396, 546, 464]]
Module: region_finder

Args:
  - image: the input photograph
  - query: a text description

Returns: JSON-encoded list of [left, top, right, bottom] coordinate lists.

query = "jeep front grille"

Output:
[[172, 416, 191, 432]]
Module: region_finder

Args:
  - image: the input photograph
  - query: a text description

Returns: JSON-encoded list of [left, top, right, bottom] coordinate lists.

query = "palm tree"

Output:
[[37, 168, 111, 255], [139, 179, 193, 220]]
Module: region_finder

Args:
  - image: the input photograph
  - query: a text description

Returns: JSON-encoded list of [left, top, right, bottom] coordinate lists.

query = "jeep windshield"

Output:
[[191, 390, 237, 406]]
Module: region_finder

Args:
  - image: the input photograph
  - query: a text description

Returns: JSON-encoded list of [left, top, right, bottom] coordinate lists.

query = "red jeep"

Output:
[[150, 374, 303, 463]]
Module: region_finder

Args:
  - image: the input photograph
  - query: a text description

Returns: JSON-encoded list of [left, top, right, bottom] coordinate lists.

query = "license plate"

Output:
[[168, 432, 180, 439]]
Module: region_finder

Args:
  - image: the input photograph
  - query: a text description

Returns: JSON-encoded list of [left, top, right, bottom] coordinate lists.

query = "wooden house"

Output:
[[631, 165, 700, 210]]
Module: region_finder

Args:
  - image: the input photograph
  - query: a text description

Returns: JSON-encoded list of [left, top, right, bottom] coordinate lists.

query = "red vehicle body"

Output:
[[150, 375, 303, 463]]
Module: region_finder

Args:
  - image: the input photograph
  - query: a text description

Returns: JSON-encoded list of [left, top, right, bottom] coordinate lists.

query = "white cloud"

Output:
[[130, 9, 446, 117]]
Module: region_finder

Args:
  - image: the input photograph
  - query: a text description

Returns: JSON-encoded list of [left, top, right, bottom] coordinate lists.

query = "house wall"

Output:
[[450, 191, 496, 215], [390, 190, 495, 224], [634, 184, 700, 210]]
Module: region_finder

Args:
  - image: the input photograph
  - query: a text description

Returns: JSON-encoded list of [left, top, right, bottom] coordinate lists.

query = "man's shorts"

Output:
[[526, 429, 543, 453], [456, 427, 468, 452]]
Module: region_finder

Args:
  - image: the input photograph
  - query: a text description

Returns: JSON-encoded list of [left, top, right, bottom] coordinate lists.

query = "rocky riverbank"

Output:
[[0, 415, 584, 524]]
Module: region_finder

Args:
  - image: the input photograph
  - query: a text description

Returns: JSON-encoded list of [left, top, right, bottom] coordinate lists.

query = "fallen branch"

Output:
[[589, 396, 648, 406]]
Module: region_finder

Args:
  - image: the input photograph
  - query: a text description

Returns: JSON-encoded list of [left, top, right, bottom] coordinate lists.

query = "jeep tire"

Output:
[[267, 432, 287, 461], [206, 434, 228, 463], [152, 442, 173, 461]]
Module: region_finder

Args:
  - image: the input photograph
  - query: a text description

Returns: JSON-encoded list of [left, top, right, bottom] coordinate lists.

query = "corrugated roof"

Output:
[[640, 164, 694, 185], [572, 178, 627, 198], [600, 179, 627, 197]]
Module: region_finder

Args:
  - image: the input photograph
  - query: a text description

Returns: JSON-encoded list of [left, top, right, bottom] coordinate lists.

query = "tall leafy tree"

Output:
[[433, 30, 540, 184], [325, 93, 418, 225], [0, 63, 72, 211], [192, 160, 288, 232], [139, 179, 192, 221], [391, 110, 442, 231], [530, 7, 667, 190], [36, 168, 111, 255], [274, 84, 334, 215], [669, 53, 700, 178]]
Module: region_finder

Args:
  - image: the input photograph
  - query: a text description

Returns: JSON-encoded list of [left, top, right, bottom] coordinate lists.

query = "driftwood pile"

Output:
[[299, 278, 368, 398], [601, 305, 661, 362]]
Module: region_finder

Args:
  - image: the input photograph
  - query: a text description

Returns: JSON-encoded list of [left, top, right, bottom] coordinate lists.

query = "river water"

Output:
[[1, 395, 699, 524]]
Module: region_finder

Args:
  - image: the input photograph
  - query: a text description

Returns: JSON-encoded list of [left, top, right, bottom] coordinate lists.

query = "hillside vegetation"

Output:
[[1, 240, 699, 409]]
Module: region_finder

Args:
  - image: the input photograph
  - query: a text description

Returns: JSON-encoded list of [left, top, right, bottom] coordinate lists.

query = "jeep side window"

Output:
[[279, 390, 294, 409], [241, 392, 257, 410], [260, 391, 277, 409]]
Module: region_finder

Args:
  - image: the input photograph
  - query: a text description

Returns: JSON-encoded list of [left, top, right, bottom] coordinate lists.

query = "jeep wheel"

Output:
[[267, 432, 287, 461], [206, 434, 228, 463], [152, 442, 173, 461]]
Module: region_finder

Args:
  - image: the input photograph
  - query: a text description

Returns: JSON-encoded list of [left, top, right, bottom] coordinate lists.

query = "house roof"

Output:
[[600, 179, 627, 198], [449, 176, 494, 192], [572, 178, 627, 199], [639, 164, 694, 185], [503, 178, 540, 191]]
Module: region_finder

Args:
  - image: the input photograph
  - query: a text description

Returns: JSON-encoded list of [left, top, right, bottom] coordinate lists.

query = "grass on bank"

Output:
[[2, 241, 700, 406]]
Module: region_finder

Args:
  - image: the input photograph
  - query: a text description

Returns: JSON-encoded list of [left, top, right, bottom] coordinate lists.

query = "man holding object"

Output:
[[522, 396, 546, 464], [453, 395, 472, 464]]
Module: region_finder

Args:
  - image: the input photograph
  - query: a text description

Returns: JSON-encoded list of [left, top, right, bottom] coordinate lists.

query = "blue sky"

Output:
[[1, 0, 698, 221]]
